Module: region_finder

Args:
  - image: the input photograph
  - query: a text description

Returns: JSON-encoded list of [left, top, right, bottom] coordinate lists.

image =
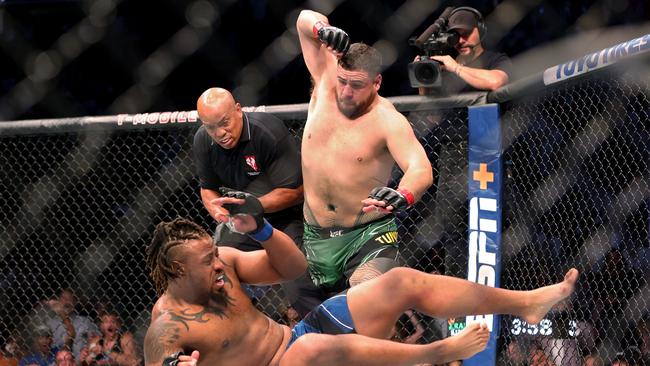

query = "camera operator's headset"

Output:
[[449, 6, 486, 40]]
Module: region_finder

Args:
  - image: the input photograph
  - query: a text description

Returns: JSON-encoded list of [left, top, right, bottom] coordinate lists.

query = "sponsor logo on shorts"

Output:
[[329, 229, 343, 238], [374, 231, 397, 245]]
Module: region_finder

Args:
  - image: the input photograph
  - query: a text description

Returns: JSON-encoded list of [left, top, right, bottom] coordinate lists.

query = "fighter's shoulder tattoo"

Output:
[[167, 292, 235, 331]]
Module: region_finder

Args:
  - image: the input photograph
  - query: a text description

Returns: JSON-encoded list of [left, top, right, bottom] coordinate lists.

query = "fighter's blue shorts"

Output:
[[287, 293, 356, 349]]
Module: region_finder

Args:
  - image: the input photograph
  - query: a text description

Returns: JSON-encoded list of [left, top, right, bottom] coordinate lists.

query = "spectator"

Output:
[[390, 310, 425, 345], [54, 350, 74, 366], [505, 338, 528, 366], [610, 346, 642, 366], [529, 344, 555, 366], [44, 289, 99, 358], [539, 299, 582, 366], [638, 313, 650, 365], [0, 335, 20, 366], [281, 306, 302, 328], [18, 326, 57, 366], [418, 6, 512, 95], [585, 249, 642, 330], [583, 353, 604, 366], [576, 320, 601, 359], [622, 312, 650, 365], [80, 311, 139, 366]]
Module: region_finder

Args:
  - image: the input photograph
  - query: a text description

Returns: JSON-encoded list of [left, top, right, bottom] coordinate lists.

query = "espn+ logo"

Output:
[[466, 196, 498, 331]]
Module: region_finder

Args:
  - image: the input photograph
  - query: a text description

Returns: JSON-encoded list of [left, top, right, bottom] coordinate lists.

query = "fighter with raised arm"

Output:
[[142, 189, 579, 366], [296, 10, 434, 294]]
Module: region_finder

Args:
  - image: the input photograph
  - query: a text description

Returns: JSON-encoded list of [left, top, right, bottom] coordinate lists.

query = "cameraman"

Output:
[[420, 7, 512, 95]]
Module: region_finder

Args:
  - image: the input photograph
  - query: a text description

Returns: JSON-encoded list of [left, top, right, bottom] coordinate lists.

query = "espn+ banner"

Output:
[[465, 104, 502, 366]]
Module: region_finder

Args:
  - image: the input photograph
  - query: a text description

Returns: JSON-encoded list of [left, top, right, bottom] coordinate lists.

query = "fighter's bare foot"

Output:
[[438, 322, 489, 362], [523, 268, 579, 325]]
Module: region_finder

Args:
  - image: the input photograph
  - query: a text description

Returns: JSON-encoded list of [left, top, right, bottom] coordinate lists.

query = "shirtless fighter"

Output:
[[297, 10, 434, 297]]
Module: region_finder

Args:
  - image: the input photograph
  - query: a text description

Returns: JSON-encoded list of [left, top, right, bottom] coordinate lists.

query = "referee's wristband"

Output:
[[249, 219, 274, 242]]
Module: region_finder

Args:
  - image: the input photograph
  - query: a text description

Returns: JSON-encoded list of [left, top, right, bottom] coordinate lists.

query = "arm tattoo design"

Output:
[[144, 321, 182, 364]]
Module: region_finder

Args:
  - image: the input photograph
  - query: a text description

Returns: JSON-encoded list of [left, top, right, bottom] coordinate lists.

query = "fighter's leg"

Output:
[[344, 225, 401, 287], [277, 219, 328, 317], [280, 323, 489, 366], [347, 267, 579, 338], [282, 273, 327, 317], [349, 257, 399, 286]]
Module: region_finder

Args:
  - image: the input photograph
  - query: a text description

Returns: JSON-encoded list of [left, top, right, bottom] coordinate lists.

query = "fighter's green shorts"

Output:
[[303, 216, 399, 288]]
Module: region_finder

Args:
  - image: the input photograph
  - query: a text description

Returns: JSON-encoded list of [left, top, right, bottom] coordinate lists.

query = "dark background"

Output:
[[1, 0, 649, 121]]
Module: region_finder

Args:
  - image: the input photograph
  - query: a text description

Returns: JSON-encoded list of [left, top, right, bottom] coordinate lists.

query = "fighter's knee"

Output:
[[289, 334, 323, 362], [380, 267, 426, 301], [381, 266, 414, 285]]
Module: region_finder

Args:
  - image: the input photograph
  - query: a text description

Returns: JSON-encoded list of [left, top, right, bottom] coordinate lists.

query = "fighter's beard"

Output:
[[337, 95, 374, 119], [212, 272, 234, 304], [210, 290, 234, 311]]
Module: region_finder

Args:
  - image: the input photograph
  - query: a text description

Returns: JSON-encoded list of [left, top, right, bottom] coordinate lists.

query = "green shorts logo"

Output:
[[374, 231, 397, 245]]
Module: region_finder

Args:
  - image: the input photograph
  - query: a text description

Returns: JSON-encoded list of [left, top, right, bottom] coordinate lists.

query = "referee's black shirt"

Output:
[[193, 111, 302, 221]]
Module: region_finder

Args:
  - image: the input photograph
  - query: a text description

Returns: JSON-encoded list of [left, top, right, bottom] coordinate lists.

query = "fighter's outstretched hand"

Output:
[[209, 188, 265, 234], [362, 186, 413, 213]]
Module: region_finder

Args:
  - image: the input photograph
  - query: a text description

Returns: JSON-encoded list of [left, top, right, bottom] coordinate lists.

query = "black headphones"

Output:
[[449, 6, 486, 39]]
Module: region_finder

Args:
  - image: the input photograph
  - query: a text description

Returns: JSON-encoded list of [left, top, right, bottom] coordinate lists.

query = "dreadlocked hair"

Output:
[[146, 218, 210, 296]]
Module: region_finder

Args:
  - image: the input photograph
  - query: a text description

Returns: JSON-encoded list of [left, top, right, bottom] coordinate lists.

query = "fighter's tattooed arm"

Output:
[[144, 319, 183, 366]]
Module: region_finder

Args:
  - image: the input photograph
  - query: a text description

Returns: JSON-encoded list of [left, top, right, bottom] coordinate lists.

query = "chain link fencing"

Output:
[[493, 65, 650, 365]]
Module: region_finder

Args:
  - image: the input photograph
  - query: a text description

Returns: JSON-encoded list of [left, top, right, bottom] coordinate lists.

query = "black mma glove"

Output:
[[368, 186, 415, 213], [162, 351, 184, 366], [218, 187, 265, 234], [314, 21, 350, 54]]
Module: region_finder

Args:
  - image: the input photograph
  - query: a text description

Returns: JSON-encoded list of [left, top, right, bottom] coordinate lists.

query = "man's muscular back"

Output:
[[144, 265, 290, 366], [302, 83, 400, 228]]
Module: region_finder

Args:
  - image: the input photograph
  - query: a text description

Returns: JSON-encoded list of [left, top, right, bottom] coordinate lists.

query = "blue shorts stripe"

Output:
[[287, 293, 356, 349]]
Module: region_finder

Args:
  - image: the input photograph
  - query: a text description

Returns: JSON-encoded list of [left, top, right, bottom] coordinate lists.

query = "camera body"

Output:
[[408, 32, 459, 88], [408, 31, 459, 88], [408, 7, 460, 89]]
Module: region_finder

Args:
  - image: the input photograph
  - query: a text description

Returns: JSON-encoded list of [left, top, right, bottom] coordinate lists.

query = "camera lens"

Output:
[[414, 63, 438, 83]]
